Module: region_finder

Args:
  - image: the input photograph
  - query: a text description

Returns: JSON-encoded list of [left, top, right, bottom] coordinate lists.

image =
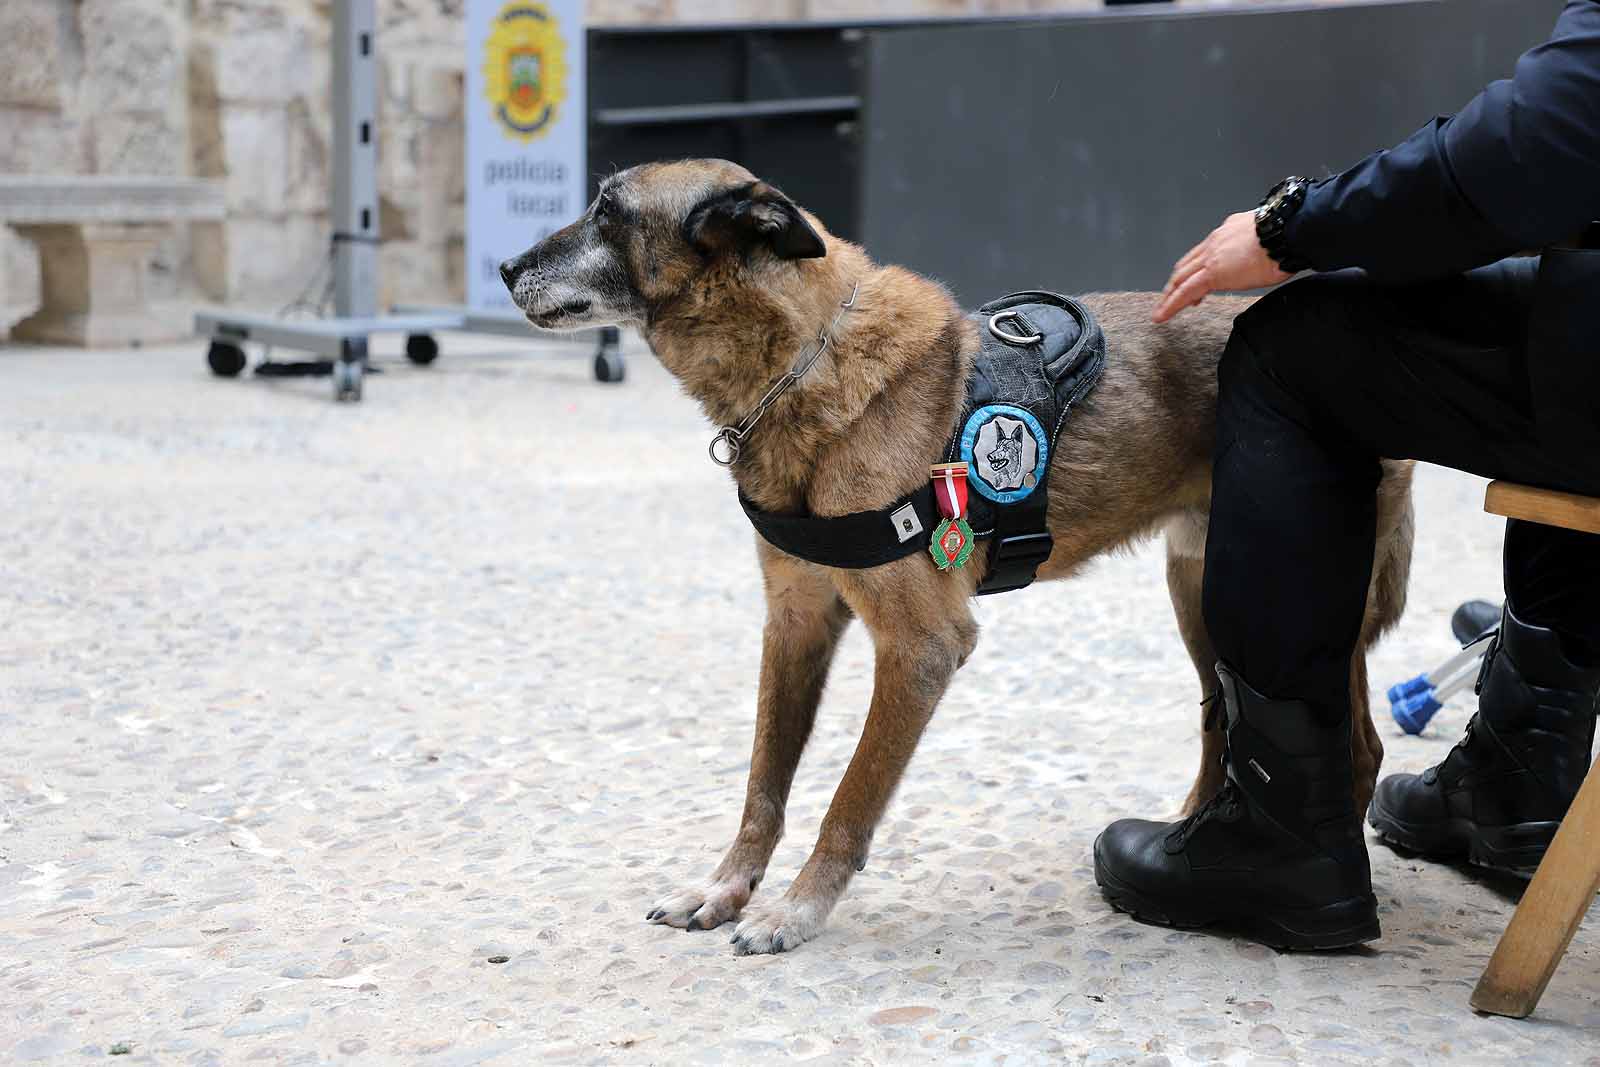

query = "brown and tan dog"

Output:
[[500, 159, 1413, 955]]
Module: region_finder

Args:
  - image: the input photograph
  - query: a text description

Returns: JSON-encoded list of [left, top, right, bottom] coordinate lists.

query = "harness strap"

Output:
[[739, 485, 1049, 594], [738, 486, 939, 569], [982, 508, 1055, 594]]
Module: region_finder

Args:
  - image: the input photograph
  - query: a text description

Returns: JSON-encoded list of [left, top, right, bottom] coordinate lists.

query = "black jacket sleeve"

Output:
[[1284, 0, 1600, 281]]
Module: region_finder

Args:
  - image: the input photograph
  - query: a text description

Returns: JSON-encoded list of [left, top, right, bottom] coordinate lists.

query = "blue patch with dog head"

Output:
[[960, 404, 1048, 504]]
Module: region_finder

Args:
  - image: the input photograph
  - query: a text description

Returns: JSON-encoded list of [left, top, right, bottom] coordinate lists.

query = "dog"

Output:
[[500, 159, 1414, 955]]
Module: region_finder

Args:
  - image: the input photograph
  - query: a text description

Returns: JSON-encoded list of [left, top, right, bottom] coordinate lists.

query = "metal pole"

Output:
[[333, 0, 378, 319]]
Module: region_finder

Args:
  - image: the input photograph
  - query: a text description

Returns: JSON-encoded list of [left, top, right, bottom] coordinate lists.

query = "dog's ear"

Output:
[[683, 181, 827, 261]]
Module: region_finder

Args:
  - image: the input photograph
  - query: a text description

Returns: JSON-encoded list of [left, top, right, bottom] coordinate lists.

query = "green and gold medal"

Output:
[[929, 462, 976, 571]]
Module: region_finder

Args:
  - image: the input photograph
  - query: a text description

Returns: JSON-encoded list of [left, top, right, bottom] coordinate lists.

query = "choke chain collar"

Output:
[[708, 282, 859, 467]]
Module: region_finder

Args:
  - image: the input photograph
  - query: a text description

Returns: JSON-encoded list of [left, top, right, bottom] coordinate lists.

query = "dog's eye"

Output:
[[594, 194, 613, 224]]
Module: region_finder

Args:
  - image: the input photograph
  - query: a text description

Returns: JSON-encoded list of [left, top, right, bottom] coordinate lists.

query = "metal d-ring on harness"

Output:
[[708, 282, 860, 467], [987, 310, 1043, 346]]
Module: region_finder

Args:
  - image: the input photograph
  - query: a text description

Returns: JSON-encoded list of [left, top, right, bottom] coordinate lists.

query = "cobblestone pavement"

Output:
[[2, 334, 1596, 1066]]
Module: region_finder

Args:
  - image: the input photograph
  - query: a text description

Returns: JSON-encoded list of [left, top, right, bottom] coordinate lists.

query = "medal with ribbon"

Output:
[[929, 462, 976, 571]]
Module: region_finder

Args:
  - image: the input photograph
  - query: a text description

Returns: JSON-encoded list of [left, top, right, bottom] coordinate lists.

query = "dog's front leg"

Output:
[[731, 576, 978, 955], [647, 553, 850, 931]]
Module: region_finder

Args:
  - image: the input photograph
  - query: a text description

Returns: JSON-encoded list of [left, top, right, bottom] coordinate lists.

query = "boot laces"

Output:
[[1167, 780, 1243, 850], [1425, 713, 1481, 785], [1448, 713, 1479, 758]]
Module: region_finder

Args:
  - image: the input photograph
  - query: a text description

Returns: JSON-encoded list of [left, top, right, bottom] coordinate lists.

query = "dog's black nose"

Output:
[[498, 259, 517, 292]]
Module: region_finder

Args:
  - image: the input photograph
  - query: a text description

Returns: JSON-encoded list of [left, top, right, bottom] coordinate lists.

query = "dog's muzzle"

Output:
[[497, 257, 591, 325]]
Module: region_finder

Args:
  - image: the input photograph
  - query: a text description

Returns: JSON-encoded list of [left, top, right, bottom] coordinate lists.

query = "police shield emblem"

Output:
[[484, 1, 568, 141]]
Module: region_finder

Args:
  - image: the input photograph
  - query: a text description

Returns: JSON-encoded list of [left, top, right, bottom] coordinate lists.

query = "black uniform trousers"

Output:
[[1203, 257, 1600, 726]]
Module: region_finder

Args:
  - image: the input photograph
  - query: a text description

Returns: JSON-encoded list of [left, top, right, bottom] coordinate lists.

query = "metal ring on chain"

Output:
[[705, 280, 860, 468], [709, 428, 742, 467], [987, 310, 1043, 346]]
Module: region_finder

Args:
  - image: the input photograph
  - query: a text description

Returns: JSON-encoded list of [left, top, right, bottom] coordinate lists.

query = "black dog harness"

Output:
[[740, 291, 1107, 595]]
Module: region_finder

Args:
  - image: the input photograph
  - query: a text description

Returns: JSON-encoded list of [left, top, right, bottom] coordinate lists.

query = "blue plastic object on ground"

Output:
[[1387, 629, 1496, 735], [1386, 674, 1430, 705], [1392, 689, 1445, 734]]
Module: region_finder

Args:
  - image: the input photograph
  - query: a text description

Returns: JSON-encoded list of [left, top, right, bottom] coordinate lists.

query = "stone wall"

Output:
[[0, 0, 1268, 331]]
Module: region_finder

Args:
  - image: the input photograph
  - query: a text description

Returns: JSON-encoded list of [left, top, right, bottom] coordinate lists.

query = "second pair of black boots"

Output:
[[1369, 604, 1600, 875], [1094, 605, 1600, 948]]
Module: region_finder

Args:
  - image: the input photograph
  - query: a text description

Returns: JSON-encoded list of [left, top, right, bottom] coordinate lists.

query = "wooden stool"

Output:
[[1469, 480, 1600, 1018]]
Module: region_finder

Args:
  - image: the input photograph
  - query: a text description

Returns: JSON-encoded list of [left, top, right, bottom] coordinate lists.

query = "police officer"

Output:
[[1094, 1, 1600, 948]]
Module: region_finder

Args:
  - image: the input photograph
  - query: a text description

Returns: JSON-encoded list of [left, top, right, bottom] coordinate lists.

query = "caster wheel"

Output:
[[593, 347, 625, 384], [405, 333, 439, 365], [207, 341, 247, 377], [333, 359, 364, 402]]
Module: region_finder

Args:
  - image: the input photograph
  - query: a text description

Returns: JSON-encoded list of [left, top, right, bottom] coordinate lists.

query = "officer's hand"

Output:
[[1152, 211, 1292, 323]]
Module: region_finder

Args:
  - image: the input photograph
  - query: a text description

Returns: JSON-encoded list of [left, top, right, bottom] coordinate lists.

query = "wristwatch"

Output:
[[1255, 176, 1311, 273]]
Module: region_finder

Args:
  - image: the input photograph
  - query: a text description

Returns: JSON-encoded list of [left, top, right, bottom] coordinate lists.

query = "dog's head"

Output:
[[498, 159, 828, 332]]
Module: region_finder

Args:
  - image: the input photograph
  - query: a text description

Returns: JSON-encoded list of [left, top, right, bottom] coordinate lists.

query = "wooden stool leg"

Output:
[[1471, 761, 1600, 1017]]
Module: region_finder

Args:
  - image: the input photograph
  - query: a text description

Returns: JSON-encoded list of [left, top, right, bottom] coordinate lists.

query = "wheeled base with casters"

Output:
[[195, 310, 464, 403], [198, 308, 627, 400]]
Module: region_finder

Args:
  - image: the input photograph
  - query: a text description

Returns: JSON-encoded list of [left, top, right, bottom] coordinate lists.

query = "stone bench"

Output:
[[0, 177, 225, 347]]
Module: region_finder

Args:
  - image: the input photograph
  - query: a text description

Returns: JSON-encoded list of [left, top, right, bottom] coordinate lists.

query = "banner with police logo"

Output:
[[466, 0, 585, 310]]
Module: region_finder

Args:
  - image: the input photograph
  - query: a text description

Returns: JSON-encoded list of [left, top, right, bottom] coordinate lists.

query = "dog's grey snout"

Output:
[[498, 258, 519, 294]]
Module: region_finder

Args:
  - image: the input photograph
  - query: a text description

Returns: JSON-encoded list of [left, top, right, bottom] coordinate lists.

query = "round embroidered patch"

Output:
[[959, 404, 1048, 503]]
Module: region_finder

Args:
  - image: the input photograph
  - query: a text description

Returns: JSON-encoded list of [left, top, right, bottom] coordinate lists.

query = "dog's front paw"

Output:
[[645, 877, 753, 931], [729, 897, 824, 955]]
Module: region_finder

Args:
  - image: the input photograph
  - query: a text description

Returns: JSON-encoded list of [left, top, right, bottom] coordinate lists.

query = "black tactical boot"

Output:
[[1094, 663, 1379, 950], [1368, 604, 1600, 876]]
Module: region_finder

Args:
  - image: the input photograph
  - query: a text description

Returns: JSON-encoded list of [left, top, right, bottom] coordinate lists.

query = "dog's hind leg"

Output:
[[729, 568, 979, 955], [1166, 512, 1227, 817], [1349, 654, 1383, 817], [1349, 460, 1414, 815], [647, 552, 851, 932]]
